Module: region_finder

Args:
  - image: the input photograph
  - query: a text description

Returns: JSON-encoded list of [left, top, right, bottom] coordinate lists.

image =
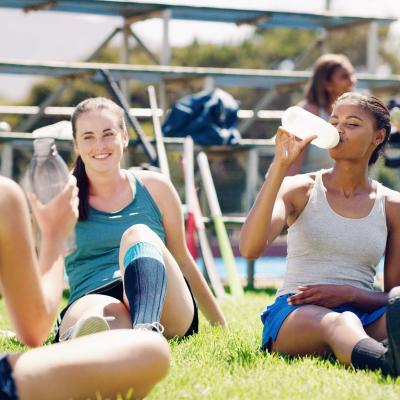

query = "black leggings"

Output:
[[54, 278, 198, 342]]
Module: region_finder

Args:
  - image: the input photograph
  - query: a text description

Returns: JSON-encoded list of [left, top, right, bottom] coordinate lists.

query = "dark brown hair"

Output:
[[305, 54, 353, 109], [334, 92, 391, 165], [71, 97, 126, 220]]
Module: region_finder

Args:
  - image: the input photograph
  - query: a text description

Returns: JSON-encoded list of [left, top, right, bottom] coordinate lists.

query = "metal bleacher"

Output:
[[1, 1, 399, 287]]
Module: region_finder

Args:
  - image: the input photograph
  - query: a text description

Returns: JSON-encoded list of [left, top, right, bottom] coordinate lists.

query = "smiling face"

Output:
[[73, 108, 128, 175], [328, 101, 385, 164]]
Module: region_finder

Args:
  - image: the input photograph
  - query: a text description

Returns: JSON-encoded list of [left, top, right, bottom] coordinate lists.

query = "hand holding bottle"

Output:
[[27, 175, 78, 246], [274, 127, 317, 169], [28, 138, 78, 254]]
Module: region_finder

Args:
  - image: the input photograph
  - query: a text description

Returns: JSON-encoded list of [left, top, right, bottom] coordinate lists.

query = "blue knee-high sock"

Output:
[[123, 242, 167, 327]]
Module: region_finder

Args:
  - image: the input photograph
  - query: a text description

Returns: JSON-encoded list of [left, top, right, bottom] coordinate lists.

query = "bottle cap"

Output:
[[33, 138, 56, 157]]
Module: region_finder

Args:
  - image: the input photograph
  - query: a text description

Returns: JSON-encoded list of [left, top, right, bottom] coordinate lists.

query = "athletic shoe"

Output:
[[59, 315, 110, 341], [133, 322, 165, 334], [384, 286, 400, 375]]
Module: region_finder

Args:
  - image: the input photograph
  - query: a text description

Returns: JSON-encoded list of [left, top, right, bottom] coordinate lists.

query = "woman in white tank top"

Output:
[[240, 93, 400, 376]]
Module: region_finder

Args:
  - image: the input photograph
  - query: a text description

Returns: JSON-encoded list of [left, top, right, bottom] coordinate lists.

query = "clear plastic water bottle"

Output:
[[30, 138, 76, 255], [281, 106, 339, 149]]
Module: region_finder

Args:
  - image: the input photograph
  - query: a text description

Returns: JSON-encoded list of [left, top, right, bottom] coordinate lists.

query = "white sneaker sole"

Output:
[[61, 316, 110, 341]]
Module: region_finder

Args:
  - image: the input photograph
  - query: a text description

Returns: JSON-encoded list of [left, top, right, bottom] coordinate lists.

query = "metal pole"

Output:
[[245, 148, 258, 289], [99, 69, 157, 164], [238, 87, 278, 134], [0, 143, 13, 178], [120, 20, 130, 100], [367, 21, 379, 73], [159, 9, 171, 117], [16, 28, 121, 132], [129, 27, 160, 64]]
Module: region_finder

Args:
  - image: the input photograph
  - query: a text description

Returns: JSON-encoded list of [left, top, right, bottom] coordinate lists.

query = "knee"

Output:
[[336, 311, 360, 327], [323, 311, 360, 340], [146, 333, 171, 376], [120, 224, 161, 249], [129, 332, 171, 391]]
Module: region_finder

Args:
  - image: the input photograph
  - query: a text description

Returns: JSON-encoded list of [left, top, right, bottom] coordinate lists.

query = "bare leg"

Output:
[[119, 224, 194, 338], [365, 313, 387, 342], [59, 294, 132, 337], [272, 306, 369, 365], [8, 330, 170, 400]]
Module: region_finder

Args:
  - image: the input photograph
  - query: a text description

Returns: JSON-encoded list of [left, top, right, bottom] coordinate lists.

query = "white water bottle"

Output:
[[281, 106, 339, 149], [30, 138, 76, 255]]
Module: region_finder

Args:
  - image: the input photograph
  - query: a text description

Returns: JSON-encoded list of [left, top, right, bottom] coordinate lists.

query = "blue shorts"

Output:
[[260, 293, 387, 351]]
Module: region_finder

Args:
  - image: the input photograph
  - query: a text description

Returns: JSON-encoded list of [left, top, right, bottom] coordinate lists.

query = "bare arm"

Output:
[[288, 284, 388, 311], [383, 190, 400, 293], [0, 177, 77, 346], [240, 128, 316, 259], [354, 190, 400, 309], [142, 172, 226, 327]]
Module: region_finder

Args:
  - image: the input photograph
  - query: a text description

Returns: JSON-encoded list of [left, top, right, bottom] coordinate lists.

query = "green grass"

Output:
[[0, 289, 399, 399]]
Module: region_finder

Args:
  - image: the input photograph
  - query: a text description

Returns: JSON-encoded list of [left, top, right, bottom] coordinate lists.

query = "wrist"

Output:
[[40, 232, 68, 251], [265, 160, 290, 179]]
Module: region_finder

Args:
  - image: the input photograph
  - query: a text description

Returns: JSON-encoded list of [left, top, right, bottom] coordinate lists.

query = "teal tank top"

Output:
[[65, 170, 165, 305]]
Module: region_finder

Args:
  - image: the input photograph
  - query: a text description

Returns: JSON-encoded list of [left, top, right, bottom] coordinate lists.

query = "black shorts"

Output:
[[54, 278, 199, 342], [0, 354, 18, 400]]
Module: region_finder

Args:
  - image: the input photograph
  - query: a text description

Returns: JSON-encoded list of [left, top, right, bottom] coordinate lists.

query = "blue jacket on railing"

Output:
[[162, 88, 241, 145]]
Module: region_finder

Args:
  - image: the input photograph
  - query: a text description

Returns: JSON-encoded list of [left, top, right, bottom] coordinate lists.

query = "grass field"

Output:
[[0, 289, 399, 399]]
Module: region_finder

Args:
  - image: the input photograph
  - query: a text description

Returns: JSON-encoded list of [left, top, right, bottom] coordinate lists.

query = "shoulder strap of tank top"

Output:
[[313, 169, 332, 203], [373, 180, 386, 217], [124, 169, 137, 201], [314, 169, 325, 191], [305, 169, 325, 203]]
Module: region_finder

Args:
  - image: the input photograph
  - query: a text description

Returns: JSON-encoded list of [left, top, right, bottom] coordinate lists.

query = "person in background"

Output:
[[241, 92, 400, 375], [0, 175, 170, 399], [288, 53, 356, 175], [55, 97, 226, 343]]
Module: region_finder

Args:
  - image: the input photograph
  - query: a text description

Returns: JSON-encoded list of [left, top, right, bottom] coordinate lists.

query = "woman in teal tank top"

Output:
[[57, 97, 226, 344]]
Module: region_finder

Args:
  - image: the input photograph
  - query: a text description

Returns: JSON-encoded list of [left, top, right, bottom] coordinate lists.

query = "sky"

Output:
[[1, 0, 400, 101]]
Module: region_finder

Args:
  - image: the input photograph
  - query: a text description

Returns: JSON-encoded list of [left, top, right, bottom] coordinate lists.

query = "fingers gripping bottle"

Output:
[[30, 138, 76, 255], [281, 106, 340, 149]]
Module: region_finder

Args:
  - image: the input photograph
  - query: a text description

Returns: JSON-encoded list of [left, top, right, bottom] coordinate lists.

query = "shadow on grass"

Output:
[[245, 286, 277, 296], [222, 285, 277, 297]]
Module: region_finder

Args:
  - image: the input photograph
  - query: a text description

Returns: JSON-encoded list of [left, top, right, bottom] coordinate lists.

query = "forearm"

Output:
[[348, 286, 388, 311], [240, 161, 288, 258], [38, 235, 66, 323], [183, 262, 226, 327]]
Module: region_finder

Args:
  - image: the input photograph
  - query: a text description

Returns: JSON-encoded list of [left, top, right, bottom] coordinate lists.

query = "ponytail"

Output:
[[73, 156, 90, 220]]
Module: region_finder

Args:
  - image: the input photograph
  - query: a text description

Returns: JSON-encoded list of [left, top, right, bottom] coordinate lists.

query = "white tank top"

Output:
[[277, 170, 387, 296]]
